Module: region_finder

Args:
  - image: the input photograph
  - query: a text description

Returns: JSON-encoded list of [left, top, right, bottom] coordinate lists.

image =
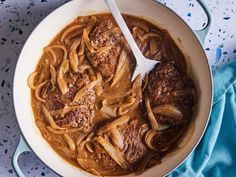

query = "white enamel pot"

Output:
[[13, 0, 213, 176]]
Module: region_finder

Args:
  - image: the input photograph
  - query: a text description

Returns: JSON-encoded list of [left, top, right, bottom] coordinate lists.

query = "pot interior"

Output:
[[13, 0, 212, 176]]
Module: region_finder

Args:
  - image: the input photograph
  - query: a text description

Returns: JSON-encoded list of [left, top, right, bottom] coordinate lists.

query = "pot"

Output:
[[12, 0, 213, 176]]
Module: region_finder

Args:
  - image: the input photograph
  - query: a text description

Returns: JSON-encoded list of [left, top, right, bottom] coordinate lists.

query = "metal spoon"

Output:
[[105, 0, 159, 81]]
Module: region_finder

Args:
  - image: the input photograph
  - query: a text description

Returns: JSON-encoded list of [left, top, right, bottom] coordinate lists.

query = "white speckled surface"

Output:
[[0, 0, 235, 176]]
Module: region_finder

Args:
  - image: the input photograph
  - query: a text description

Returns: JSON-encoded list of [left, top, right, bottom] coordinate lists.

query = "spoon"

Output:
[[105, 0, 159, 81]]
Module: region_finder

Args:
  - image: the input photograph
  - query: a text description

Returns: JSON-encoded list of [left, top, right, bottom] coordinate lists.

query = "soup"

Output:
[[28, 14, 196, 176]]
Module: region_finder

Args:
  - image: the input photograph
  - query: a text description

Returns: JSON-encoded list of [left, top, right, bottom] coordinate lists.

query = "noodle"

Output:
[[85, 16, 97, 34], [97, 115, 130, 135], [85, 142, 94, 153], [78, 38, 85, 56], [69, 38, 81, 72], [49, 65, 57, 86], [78, 64, 91, 73], [44, 45, 68, 66], [76, 132, 87, 146], [27, 72, 38, 90], [145, 97, 158, 130], [60, 24, 85, 42], [152, 104, 183, 119], [110, 128, 124, 149], [150, 38, 157, 55], [35, 80, 48, 102], [83, 29, 96, 53], [144, 130, 158, 150], [142, 32, 162, 41], [100, 100, 117, 118], [57, 59, 69, 94], [111, 48, 129, 87], [42, 105, 66, 130], [73, 80, 97, 102], [63, 133, 76, 151], [97, 136, 129, 169], [47, 126, 80, 134]]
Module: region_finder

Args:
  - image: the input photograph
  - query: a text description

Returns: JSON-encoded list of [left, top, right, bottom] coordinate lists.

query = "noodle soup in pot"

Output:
[[28, 14, 197, 176]]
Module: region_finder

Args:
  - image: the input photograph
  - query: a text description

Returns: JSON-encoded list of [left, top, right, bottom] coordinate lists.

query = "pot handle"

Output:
[[12, 136, 31, 177], [194, 0, 213, 44]]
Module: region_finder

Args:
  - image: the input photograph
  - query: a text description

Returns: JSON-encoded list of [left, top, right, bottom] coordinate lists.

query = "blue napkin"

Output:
[[169, 61, 236, 177]]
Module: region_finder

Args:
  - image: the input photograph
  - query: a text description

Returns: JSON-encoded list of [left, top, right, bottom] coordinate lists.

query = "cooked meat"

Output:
[[45, 88, 65, 110], [92, 142, 118, 170], [146, 62, 195, 126], [44, 71, 95, 133], [121, 120, 147, 164], [146, 63, 184, 105], [152, 125, 186, 150], [55, 90, 96, 133], [161, 30, 186, 73], [86, 19, 125, 80], [45, 72, 91, 110]]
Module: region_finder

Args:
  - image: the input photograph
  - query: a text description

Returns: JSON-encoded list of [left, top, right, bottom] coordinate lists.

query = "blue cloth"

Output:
[[169, 61, 236, 177]]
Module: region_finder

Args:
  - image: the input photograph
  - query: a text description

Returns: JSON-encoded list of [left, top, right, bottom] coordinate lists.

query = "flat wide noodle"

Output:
[[69, 38, 81, 72], [144, 130, 158, 150], [152, 104, 183, 119], [27, 72, 37, 90], [73, 80, 97, 103], [57, 59, 69, 94], [49, 65, 57, 86], [42, 105, 66, 130], [110, 128, 124, 150], [60, 24, 85, 42], [97, 136, 130, 169], [44, 45, 68, 66], [63, 133, 76, 151], [97, 115, 130, 135], [145, 97, 158, 130], [35, 80, 48, 102], [111, 48, 129, 87]]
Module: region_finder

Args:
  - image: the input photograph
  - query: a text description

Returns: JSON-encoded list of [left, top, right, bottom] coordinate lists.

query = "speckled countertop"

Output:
[[0, 0, 235, 176]]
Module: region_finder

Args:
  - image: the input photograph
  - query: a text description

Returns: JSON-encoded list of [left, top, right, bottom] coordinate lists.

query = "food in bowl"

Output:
[[27, 13, 196, 176]]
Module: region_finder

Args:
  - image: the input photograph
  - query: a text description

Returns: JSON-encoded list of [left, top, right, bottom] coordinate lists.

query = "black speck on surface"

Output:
[[233, 50, 236, 53], [5, 68, 9, 72], [8, 169, 13, 174], [18, 29, 23, 35], [41, 0, 47, 2], [1, 80, 5, 87], [223, 17, 230, 20], [1, 38, 7, 42], [41, 172, 45, 176], [3, 139, 8, 143], [4, 149, 8, 154], [10, 26, 15, 32]]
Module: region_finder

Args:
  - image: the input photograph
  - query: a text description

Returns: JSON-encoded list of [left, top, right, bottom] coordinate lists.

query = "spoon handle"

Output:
[[105, 0, 144, 62]]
